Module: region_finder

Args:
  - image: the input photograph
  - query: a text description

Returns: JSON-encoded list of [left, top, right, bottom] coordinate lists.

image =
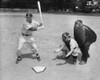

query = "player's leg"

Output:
[[72, 55, 78, 64], [79, 45, 88, 65], [53, 49, 68, 60], [81, 42, 91, 62], [16, 36, 26, 62], [56, 45, 69, 59], [85, 42, 91, 58], [28, 37, 41, 61]]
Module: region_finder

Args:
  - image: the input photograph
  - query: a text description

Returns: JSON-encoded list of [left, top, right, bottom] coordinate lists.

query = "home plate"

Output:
[[32, 66, 46, 73]]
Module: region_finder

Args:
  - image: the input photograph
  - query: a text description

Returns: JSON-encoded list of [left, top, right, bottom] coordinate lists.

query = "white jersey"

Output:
[[18, 20, 40, 50], [69, 39, 81, 56], [22, 20, 39, 36]]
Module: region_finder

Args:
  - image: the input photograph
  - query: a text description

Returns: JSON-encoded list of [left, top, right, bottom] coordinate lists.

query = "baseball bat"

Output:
[[37, 1, 43, 24]]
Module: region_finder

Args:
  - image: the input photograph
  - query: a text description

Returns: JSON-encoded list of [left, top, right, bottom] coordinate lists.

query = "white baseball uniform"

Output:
[[18, 19, 40, 51], [67, 38, 81, 56]]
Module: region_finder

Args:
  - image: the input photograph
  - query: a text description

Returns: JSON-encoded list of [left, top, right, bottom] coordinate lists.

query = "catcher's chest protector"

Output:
[[64, 41, 70, 50], [85, 25, 97, 43], [74, 25, 97, 46]]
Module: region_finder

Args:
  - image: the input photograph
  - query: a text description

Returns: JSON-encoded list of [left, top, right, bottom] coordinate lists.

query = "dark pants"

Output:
[[72, 56, 77, 60], [66, 54, 78, 61], [80, 42, 91, 62]]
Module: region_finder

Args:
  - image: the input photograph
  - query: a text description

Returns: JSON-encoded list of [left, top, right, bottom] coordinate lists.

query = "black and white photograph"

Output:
[[0, 0, 99, 80]]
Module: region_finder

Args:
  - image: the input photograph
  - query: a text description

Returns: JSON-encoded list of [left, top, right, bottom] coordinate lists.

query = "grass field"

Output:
[[0, 12, 100, 80]]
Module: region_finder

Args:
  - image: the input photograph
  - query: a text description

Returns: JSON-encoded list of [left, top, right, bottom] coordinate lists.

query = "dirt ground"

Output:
[[0, 12, 100, 80]]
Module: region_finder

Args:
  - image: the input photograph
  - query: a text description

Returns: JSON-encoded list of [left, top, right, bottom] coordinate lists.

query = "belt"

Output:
[[22, 33, 31, 36]]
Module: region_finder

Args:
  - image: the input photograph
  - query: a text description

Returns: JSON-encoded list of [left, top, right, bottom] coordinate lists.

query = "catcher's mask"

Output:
[[62, 32, 70, 42]]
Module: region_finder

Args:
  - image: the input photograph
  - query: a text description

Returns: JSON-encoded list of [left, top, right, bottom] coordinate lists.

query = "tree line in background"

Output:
[[1, 0, 100, 13]]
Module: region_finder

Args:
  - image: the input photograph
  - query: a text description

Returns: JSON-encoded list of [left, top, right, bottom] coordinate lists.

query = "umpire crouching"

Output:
[[74, 20, 97, 65]]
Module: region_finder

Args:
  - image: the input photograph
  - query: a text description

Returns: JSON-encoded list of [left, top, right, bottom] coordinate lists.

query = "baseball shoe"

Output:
[[36, 54, 41, 61], [79, 61, 86, 65], [15, 56, 22, 64], [73, 59, 77, 65]]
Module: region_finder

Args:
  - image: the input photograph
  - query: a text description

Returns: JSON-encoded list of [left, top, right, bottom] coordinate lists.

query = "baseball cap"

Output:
[[26, 12, 33, 17], [76, 20, 83, 24]]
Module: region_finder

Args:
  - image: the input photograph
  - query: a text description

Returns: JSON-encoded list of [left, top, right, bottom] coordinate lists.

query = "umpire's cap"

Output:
[[26, 12, 33, 17], [75, 20, 83, 24]]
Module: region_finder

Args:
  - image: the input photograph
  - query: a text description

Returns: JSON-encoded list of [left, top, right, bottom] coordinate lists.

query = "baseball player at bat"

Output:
[[16, 13, 44, 63]]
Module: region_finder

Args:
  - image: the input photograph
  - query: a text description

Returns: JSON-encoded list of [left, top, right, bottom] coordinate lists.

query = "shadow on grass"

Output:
[[53, 53, 82, 66], [21, 53, 37, 59], [56, 56, 74, 66], [15, 53, 37, 64]]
